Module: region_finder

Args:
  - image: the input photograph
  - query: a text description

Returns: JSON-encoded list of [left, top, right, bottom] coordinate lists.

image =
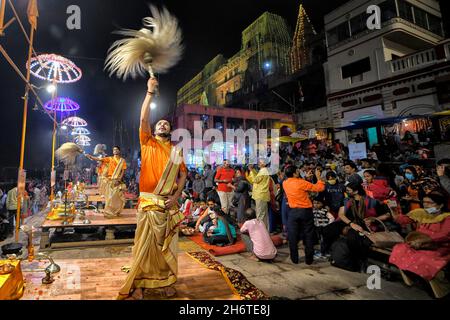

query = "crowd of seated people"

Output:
[[173, 138, 450, 298]]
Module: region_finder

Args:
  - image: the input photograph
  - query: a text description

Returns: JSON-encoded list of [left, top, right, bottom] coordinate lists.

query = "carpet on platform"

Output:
[[187, 233, 284, 256]]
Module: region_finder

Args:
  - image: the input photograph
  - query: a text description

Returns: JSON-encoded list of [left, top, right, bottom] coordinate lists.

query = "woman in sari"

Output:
[[390, 192, 450, 298]]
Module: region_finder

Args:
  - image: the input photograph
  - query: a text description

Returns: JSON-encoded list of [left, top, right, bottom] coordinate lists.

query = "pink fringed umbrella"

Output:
[[30, 54, 82, 83], [62, 116, 88, 128]]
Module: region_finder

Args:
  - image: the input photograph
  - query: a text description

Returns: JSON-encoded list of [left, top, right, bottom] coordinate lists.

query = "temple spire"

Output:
[[290, 2, 317, 74]]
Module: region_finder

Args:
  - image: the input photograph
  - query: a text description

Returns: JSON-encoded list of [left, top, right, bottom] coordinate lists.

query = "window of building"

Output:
[[342, 57, 371, 80], [327, 22, 350, 47], [428, 14, 443, 36], [350, 12, 367, 37], [379, 0, 397, 22], [398, 0, 414, 23], [413, 6, 428, 29], [350, 74, 364, 84]]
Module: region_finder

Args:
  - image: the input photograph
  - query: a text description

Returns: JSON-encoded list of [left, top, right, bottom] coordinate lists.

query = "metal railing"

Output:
[[390, 48, 437, 73]]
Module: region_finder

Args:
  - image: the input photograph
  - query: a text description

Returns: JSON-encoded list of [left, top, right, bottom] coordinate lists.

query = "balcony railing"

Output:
[[390, 48, 437, 73]]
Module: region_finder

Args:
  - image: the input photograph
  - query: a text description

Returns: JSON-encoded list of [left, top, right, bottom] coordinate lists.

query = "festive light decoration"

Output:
[[62, 116, 88, 127], [75, 135, 91, 143], [76, 140, 91, 147], [290, 4, 317, 74], [44, 97, 80, 113], [29, 54, 82, 83], [71, 127, 91, 136]]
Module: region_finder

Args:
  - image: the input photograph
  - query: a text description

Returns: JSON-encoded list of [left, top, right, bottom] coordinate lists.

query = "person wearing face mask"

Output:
[[322, 171, 345, 218], [400, 166, 423, 212], [322, 182, 391, 272], [390, 192, 450, 298]]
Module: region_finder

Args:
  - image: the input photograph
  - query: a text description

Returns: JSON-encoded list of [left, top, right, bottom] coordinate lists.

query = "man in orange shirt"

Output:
[[283, 165, 325, 265], [87, 146, 127, 218], [117, 77, 187, 300]]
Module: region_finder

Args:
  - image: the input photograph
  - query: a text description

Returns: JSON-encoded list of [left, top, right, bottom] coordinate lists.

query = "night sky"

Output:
[[0, 0, 448, 171]]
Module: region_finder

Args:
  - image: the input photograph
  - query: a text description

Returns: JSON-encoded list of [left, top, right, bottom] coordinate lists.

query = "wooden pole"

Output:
[[50, 90, 57, 201], [15, 25, 35, 242]]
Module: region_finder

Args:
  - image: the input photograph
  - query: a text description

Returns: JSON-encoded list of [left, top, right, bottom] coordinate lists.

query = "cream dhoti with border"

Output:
[[117, 147, 184, 299], [98, 171, 108, 196], [103, 158, 126, 218]]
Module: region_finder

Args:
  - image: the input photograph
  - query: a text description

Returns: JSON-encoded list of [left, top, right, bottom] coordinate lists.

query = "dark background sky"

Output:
[[0, 0, 448, 171]]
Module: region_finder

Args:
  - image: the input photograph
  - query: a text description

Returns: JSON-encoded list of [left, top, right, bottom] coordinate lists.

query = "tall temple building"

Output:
[[176, 12, 292, 108], [290, 4, 318, 74]]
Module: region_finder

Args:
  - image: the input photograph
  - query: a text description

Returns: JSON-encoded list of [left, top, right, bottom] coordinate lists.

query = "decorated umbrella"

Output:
[[76, 141, 91, 147], [30, 54, 82, 200], [44, 97, 80, 123], [30, 54, 82, 83], [44, 97, 80, 112], [75, 135, 91, 144], [71, 127, 91, 136], [63, 116, 88, 127]]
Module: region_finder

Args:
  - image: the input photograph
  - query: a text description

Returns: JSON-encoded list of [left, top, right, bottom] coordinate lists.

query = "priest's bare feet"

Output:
[[162, 286, 177, 298], [125, 288, 143, 300]]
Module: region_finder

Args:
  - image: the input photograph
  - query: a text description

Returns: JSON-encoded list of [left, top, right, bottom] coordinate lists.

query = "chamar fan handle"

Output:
[[144, 53, 160, 97]]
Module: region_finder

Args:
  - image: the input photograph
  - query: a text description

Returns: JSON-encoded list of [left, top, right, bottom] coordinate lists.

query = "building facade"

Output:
[[323, 0, 449, 143], [177, 12, 292, 108], [170, 104, 295, 167]]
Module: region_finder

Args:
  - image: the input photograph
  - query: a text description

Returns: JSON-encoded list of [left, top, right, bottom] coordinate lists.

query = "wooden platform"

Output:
[[84, 188, 100, 196], [20, 253, 239, 300], [87, 195, 105, 203], [40, 209, 137, 250]]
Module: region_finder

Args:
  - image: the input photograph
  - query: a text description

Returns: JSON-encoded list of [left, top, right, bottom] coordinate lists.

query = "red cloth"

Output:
[[365, 178, 391, 202], [389, 217, 450, 280], [215, 167, 235, 192]]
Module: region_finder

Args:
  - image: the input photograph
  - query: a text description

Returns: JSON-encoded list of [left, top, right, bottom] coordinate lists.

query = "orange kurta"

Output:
[[140, 128, 187, 194], [102, 156, 127, 178], [97, 161, 107, 175]]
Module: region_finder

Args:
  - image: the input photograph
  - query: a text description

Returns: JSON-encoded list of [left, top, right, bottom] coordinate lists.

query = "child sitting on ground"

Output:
[[240, 208, 277, 262], [181, 201, 207, 236], [203, 206, 236, 246], [313, 196, 335, 258]]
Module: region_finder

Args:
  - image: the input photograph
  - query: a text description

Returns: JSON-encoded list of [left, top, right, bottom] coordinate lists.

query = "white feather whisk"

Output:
[[94, 144, 107, 156], [104, 5, 183, 80], [56, 143, 85, 166]]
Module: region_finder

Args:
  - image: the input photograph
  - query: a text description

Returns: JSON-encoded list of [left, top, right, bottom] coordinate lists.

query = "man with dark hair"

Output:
[[87, 146, 127, 218], [344, 161, 363, 186], [117, 77, 188, 300], [357, 158, 376, 178], [241, 208, 277, 261], [323, 171, 346, 217], [215, 159, 235, 214], [203, 164, 215, 197], [283, 165, 325, 265]]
